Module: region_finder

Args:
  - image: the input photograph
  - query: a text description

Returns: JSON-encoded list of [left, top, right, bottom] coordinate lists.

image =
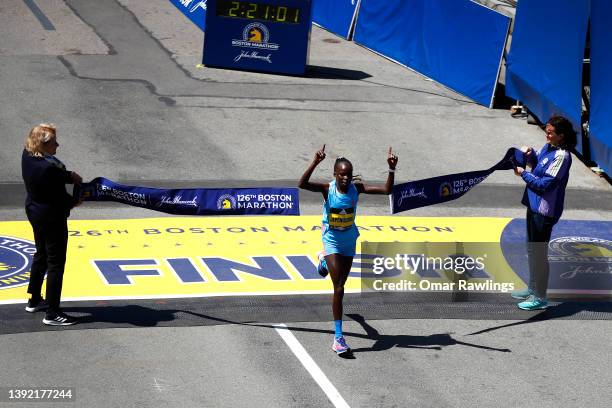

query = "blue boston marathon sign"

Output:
[[169, 0, 208, 31], [391, 148, 526, 214], [203, 0, 313, 74], [77, 177, 300, 216]]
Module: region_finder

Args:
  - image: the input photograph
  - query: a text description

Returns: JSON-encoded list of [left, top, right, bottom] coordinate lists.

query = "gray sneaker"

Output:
[[511, 288, 532, 300]]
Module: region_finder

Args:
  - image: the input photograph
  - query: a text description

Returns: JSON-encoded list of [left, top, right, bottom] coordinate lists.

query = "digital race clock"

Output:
[[216, 1, 301, 24], [203, 0, 312, 75]]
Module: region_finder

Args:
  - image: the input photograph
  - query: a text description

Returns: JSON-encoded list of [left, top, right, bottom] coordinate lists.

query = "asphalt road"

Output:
[[0, 1, 610, 408]]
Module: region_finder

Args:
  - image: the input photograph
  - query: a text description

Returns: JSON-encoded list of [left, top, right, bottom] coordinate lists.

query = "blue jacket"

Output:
[[521, 143, 572, 222], [22, 149, 76, 222]]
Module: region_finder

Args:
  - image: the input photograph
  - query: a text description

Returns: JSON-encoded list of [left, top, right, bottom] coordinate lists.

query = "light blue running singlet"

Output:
[[321, 180, 360, 257]]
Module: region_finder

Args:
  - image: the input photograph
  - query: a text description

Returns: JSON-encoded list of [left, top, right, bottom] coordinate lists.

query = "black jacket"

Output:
[[21, 149, 76, 222]]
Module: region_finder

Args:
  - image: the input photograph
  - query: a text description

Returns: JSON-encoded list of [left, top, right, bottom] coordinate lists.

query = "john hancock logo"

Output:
[[549, 236, 612, 282], [216, 194, 237, 210], [0, 236, 36, 289]]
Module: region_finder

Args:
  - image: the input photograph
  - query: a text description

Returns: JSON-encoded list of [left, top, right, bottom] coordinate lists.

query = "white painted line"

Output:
[[274, 323, 350, 408], [0, 289, 363, 306]]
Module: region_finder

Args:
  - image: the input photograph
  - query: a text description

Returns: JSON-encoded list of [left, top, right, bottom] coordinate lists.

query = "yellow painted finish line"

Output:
[[0, 216, 519, 303]]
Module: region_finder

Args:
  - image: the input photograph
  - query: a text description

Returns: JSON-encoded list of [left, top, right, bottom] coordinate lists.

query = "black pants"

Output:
[[526, 208, 555, 298], [26, 215, 68, 313]]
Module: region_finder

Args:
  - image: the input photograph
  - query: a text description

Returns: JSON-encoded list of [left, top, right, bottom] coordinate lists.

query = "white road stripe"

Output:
[[274, 323, 350, 408], [0, 290, 362, 306]]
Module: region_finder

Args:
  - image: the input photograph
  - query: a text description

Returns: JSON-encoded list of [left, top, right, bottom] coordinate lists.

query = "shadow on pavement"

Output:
[[305, 65, 371, 80], [346, 313, 511, 353], [177, 310, 511, 355], [64, 304, 176, 327], [467, 301, 612, 336]]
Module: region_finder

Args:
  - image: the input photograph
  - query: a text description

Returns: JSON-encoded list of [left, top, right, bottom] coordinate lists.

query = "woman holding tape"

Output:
[[299, 145, 398, 355], [512, 115, 576, 310], [22, 124, 83, 326]]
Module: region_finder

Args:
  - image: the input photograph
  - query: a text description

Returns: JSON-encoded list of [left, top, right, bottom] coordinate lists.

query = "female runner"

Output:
[[299, 145, 398, 354]]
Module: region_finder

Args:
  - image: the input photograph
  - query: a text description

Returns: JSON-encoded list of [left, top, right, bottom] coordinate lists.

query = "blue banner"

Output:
[[77, 178, 300, 216], [588, 0, 612, 175], [203, 0, 312, 75], [391, 149, 524, 214], [169, 0, 208, 32], [505, 0, 588, 152], [312, 0, 359, 39], [354, 0, 509, 107]]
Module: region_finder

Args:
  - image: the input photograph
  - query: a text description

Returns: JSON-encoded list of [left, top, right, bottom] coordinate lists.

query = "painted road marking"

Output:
[[23, 0, 55, 30], [1, 217, 609, 302], [0, 216, 518, 302], [275, 324, 350, 408], [0, 290, 359, 306]]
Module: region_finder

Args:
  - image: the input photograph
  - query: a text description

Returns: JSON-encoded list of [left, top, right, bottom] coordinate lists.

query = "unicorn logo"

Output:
[[233, 22, 279, 51], [242, 22, 270, 44], [216, 194, 237, 210], [249, 28, 263, 43], [439, 182, 452, 197]]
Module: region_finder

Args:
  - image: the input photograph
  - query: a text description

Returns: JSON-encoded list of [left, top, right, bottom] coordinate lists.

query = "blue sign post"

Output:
[[169, 0, 208, 32], [203, 0, 312, 75]]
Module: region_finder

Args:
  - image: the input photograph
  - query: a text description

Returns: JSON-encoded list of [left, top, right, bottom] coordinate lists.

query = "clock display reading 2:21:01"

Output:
[[216, 0, 301, 24]]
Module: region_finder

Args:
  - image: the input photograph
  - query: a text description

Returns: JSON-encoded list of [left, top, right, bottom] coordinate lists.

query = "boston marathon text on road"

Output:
[[66, 224, 455, 236]]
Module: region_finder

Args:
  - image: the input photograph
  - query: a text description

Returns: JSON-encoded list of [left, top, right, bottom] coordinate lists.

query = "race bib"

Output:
[[329, 207, 355, 230]]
